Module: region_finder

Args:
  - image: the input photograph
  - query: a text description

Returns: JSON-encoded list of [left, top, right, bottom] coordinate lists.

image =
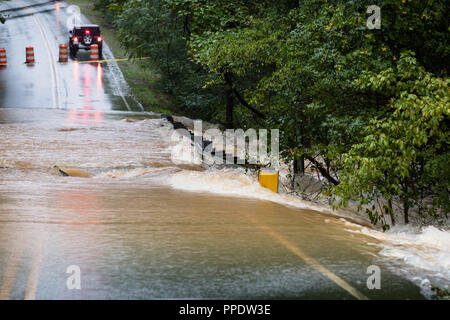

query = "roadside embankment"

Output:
[[163, 114, 449, 231], [68, 1, 447, 232]]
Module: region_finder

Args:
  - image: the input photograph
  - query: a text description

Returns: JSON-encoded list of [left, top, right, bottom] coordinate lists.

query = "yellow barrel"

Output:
[[258, 169, 279, 193]]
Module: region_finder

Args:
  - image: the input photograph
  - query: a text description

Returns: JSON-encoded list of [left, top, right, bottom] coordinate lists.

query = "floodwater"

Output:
[[0, 0, 447, 300], [0, 109, 426, 299]]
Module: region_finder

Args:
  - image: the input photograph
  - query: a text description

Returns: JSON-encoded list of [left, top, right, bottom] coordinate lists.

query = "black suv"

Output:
[[69, 25, 103, 58]]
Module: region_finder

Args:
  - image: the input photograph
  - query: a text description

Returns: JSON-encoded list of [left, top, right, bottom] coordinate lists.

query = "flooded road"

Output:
[[0, 0, 139, 111], [0, 109, 426, 300], [0, 1, 445, 300]]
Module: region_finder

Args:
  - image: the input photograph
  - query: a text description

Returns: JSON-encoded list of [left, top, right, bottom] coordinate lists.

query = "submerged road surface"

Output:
[[0, 0, 437, 299]]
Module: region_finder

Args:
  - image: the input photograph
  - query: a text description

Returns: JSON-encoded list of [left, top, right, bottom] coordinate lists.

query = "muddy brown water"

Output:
[[0, 0, 430, 299], [0, 109, 424, 299]]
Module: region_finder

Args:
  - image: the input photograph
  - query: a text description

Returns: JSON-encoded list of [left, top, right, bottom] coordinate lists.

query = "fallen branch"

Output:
[[306, 156, 340, 186]]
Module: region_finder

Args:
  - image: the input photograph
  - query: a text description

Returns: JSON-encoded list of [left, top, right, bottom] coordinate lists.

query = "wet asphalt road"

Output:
[[0, 0, 140, 112], [0, 1, 427, 300]]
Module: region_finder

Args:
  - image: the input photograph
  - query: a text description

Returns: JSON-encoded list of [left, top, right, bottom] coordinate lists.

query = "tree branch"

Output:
[[222, 73, 266, 120], [232, 88, 267, 119], [306, 156, 340, 186]]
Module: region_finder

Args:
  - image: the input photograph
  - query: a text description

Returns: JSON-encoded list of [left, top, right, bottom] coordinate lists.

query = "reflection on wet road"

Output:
[[0, 1, 429, 300], [0, 109, 425, 299], [0, 0, 139, 111]]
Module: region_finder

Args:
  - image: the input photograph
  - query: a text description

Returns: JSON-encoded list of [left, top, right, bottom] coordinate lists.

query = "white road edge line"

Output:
[[31, 12, 62, 109], [17, 0, 60, 109], [107, 61, 132, 111]]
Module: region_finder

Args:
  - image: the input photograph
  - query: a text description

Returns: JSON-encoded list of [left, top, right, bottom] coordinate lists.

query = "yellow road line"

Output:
[[0, 244, 24, 300], [31, 12, 62, 109], [15, 0, 59, 109], [244, 208, 369, 300], [34, 17, 56, 109], [79, 57, 150, 64], [0, 57, 151, 67], [4, 4, 51, 300], [24, 240, 43, 300], [259, 224, 368, 300]]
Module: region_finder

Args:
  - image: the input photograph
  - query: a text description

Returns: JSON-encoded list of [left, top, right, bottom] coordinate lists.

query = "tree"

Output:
[[333, 52, 449, 228], [95, 0, 449, 227]]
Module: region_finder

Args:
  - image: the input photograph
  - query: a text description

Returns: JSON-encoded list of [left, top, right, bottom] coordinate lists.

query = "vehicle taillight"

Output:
[[73, 36, 79, 42], [97, 36, 102, 42], [85, 30, 90, 34]]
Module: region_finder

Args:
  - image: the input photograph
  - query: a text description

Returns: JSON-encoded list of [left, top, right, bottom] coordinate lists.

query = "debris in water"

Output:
[[54, 165, 93, 178]]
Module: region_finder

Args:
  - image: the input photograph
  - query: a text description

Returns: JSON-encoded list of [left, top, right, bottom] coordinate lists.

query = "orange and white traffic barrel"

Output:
[[0, 48, 7, 66], [26, 46, 35, 64], [90, 44, 99, 61], [59, 44, 68, 62]]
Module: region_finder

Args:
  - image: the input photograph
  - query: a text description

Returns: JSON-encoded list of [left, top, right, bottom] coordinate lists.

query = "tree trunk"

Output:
[[293, 157, 305, 175], [388, 199, 395, 226], [224, 73, 265, 121], [293, 114, 305, 175], [232, 88, 266, 119], [306, 156, 340, 185], [402, 182, 409, 224], [404, 203, 409, 224], [224, 73, 234, 129]]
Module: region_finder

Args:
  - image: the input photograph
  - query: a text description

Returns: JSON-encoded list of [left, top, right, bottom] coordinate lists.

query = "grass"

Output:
[[68, 0, 174, 114]]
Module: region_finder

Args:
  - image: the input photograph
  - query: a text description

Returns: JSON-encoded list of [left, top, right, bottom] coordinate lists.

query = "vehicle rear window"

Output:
[[74, 28, 100, 36]]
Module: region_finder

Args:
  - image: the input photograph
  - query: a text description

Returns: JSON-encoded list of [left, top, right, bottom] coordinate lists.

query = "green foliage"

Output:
[[431, 285, 450, 300], [334, 52, 449, 226], [94, 0, 225, 120], [93, 0, 128, 24], [94, 0, 449, 227]]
